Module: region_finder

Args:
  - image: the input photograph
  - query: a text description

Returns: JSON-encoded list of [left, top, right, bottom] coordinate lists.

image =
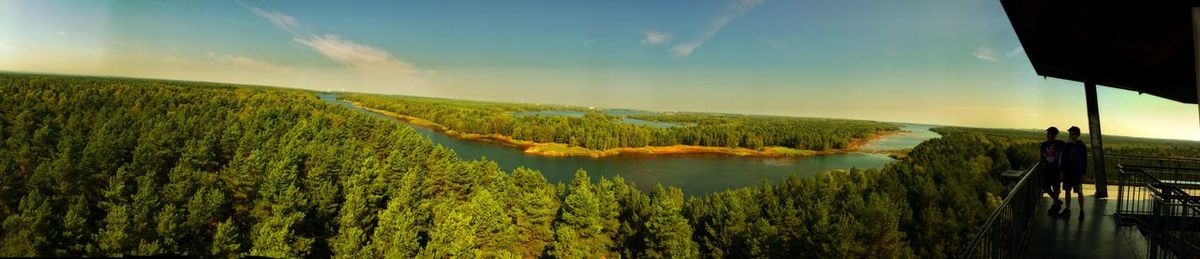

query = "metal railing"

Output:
[[961, 162, 1043, 258], [1116, 164, 1200, 225], [1146, 179, 1200, 258], [1113, 163, 1200, 258], [1094, 154, 1200, 183], [962, 154, 1200, 258]]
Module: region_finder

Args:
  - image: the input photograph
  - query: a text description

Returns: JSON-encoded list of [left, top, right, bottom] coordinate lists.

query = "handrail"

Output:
[[1147, 181, 1200, 258], [1108, 153, 1200, 162], [1147, 183, 1200, 216], [979, 162, 1041, 226], [1120, 164, 1200, 172], [1117, 163, 1200, 222], [961, 162, 1042, 258], [1107, 157, 1200, 258]]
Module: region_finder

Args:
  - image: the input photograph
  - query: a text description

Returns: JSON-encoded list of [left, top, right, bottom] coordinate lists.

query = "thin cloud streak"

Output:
[[671, 0, 765, 58], [1005, 46, 1024, 58], [248, 7, 304, 36], [294, 35, 416, 76], [246, 5, 420, 78]]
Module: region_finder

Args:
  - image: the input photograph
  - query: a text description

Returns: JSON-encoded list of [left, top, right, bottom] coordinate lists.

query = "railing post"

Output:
[[1117, 164, 1125, 219], [1150, 196, 1160, 259]]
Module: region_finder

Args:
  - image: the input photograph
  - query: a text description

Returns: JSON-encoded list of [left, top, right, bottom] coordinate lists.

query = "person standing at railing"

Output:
[[1060, 126, 1087, 220], [1042, 126, 1066, 216]]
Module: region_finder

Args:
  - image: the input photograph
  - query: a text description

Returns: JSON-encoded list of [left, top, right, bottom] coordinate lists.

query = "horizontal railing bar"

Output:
[[1108, 153, 1200, 162], [1120, 164, 1200, 173]]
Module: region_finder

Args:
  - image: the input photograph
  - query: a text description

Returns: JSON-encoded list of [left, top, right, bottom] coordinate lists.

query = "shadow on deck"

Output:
[[1023, 184, 1148, 258]]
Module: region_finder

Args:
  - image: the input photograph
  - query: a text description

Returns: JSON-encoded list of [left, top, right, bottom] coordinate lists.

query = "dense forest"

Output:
[[3, 74, 1199, 258], [342, 94, 899, 151]]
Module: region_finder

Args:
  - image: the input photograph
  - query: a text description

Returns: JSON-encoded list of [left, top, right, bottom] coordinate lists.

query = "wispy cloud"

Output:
[[246, 5, 420, 78], [972, 46, 999, 62], [1005, 46, 1024, 58], [670, 42, 703, 58], [294, 35, 415, 75], [672, 0, 766, 58], [248, 7, 304, 36], [641, 30, 670, 45]]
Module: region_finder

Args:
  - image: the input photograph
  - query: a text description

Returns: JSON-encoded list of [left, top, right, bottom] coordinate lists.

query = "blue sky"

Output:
[[2, 0, 1199, 140]]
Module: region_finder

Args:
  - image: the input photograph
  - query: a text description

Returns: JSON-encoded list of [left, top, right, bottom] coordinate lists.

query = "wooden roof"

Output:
[[999, 0, 1198, 103]]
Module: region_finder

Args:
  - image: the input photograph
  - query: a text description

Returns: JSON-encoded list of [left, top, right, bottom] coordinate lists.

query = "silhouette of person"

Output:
[[1041, 126, 1065, 216], [1060, 126, 1086, 220]]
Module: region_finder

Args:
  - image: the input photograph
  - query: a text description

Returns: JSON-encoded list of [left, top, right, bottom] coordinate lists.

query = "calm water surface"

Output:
[[321, 94, 938, 195]]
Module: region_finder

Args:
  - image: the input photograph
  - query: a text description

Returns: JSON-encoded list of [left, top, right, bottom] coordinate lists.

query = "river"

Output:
[[320, 94, 939, 195]]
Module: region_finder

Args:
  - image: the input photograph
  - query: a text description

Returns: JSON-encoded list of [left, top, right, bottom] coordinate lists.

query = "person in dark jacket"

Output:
[[1041, 127, 1065, 216], [1061, 126, 1087, 220]]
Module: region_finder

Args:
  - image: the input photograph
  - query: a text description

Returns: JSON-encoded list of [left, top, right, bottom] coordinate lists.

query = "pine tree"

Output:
[[130, 172, 164, 256], [185, 186, 227, 252], [96, 167, 133, 256], [509, 167, 560, 256], [154, 204, 185, 253], [58, 195, 91, 255], [210, 218, 241, 258], [248, 159, 312, 258], [469, 190, 519, 256], [367, 195, 420, 258], [423, 203, 477, 257], [643, 185, 698, 258], [0, 190, 52, 256], [550, 170, 611, 257], [329, 158, 383, 258]]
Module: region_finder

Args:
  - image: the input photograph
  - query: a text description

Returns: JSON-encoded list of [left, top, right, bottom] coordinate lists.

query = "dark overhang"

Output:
[[999, 0, 1198, 104]]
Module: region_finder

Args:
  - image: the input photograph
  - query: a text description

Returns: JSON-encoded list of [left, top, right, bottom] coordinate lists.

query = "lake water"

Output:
[[858, 123, 941, 151], [321, 94, 937, 195]]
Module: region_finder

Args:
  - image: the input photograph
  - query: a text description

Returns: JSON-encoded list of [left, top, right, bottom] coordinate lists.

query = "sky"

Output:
[[2, 0, 1199, 140]]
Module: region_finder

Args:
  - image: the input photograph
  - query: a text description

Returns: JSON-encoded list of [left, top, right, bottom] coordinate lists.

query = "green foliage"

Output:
[[508, 167, 561, 256], [643, 185, 699, 258], [210, 218, 242, 258], [423, 203, 477, 257], [366, 194, 420, 258], [550, 170, 615, 257], [3, 74, 1199, 258], [1, 189, 51, 256]]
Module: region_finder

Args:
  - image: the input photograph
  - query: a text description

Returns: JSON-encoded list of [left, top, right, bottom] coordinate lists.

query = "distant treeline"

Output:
[[932, 127, 1200, 182], [342, 94, 899, 151], [3, 74, 1197, 258]]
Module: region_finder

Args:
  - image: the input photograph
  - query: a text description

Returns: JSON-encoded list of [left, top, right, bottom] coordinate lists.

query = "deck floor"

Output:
[[1022, 184, 1149, 258]]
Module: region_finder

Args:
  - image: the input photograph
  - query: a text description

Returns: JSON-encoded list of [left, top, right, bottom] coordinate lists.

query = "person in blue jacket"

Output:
[[1060, 126, 1087, 220], [1041, 127, 1065, 216]]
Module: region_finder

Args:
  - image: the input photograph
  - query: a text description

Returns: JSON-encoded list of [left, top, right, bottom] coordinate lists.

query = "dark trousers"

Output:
[[1042, 168, 1062, 197], [1062, 169, 1083, 193]]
